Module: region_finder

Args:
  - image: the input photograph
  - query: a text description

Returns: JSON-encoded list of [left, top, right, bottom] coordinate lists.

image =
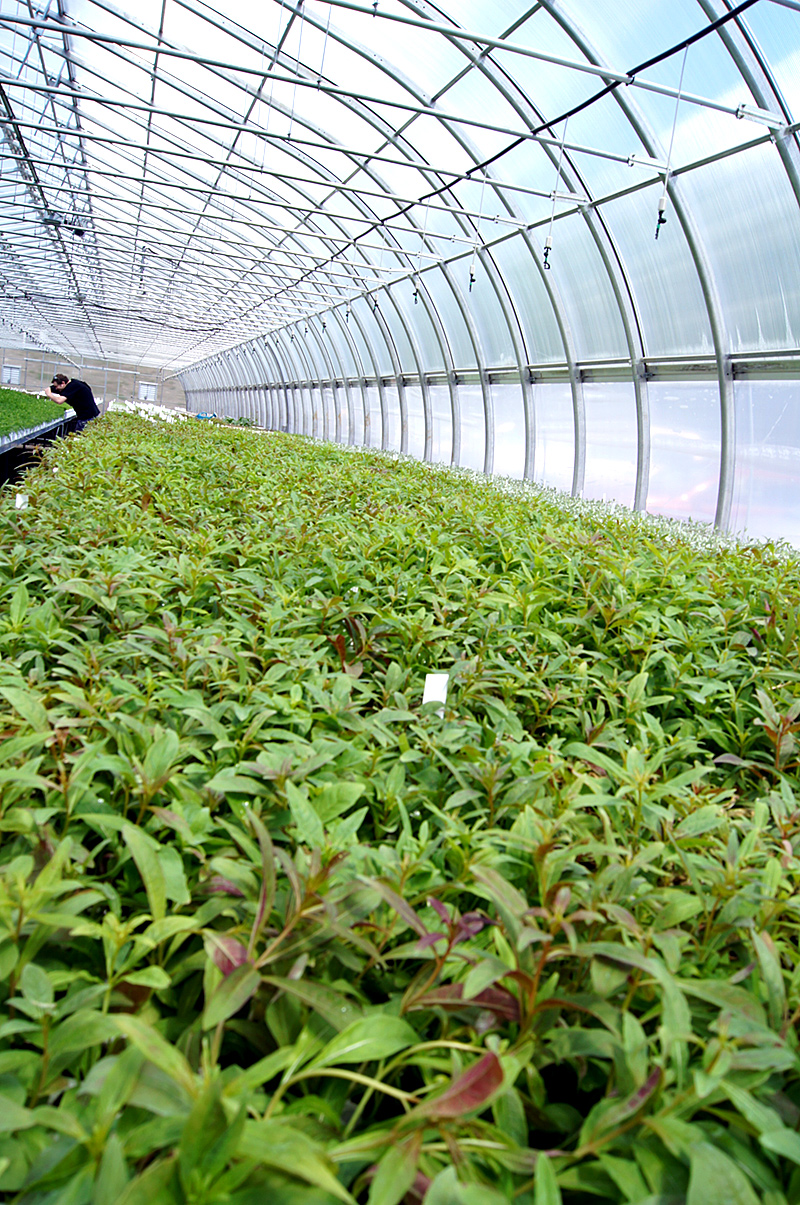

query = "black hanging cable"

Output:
[[470, 0, 761, 180], [265, 0, 761, 309]]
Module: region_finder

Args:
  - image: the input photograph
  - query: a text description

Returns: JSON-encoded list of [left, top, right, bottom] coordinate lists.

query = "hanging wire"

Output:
[[317, 4, 332, 87], [263, 0, 286, 138], [544, 118, 568, 270], [287, 0, 306, 141], [656, 45, 688, 240], [469, 171, 487, 292], [413, 200, 430, 304]]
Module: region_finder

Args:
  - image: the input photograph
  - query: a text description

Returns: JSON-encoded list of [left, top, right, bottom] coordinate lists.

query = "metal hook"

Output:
[[543, 236, 552, 270]]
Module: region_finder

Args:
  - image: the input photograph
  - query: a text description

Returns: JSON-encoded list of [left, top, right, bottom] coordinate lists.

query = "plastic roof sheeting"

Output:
[[3, 1, 800, 541]]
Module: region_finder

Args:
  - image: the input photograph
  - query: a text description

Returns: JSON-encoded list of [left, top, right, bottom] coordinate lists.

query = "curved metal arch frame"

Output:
[[173, 0, 800, 532]]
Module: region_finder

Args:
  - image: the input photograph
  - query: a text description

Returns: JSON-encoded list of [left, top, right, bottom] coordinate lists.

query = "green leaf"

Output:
[[261, 976, 362, 1031], [753, 930, 786, 1028], [112, 1014, 196, 1097], [178, 1083, 246, 1191], [311, 1015, 417, 1067], [9, 583, 29, 628], [116, 1156, 178, 1205], [203, 962, 261, 1030], [534, 1152, 562, 1205], [92, 1132, 130, 1204], [760, 1128, 800, 1165], [0, 686, 49, 732], [49, 1009, 119, 1062], [20, 962, 55, 1010], [0, 1093, 35, 1133], [122, 966, 172, 990], [238, 1120, 356, 1202], [687, 1142, 759, 1205], [315, 781, 365, 823], [158, 845, 190, 907], [462, 955, 509, 1000], [122, 824, 166, 921], [286, 780, 325, 846], [368, 1135, 421, 1205], [142, 727, 179, 784]]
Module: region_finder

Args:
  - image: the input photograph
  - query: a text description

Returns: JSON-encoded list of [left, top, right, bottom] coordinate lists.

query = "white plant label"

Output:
[[422, 672, 449, 716]]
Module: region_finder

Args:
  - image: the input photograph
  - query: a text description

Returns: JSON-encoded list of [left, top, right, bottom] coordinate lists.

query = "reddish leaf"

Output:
[[407, 983, 519, 1022], [428, 897, 451, 925], [454, 912, 493, 943], [204, 932, 248, 976], [201, 876, 245, 897], [410, 1052, 503, 1119], [367, 879, 429, 938], [417, 931, 447, 951]]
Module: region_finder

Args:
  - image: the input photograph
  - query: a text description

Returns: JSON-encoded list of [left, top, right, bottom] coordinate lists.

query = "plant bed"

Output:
[[1, 413, 800, 1203], [0, 386, 68, 442]]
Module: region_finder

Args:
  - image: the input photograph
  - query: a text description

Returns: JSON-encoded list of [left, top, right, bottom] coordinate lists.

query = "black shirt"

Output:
[[62, 379, 100, 421]]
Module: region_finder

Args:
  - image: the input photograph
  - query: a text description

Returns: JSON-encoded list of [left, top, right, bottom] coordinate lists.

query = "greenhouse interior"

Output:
[[3, 1, 800, 1202]]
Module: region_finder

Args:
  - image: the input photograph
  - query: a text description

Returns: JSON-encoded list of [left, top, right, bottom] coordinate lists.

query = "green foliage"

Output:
[[1, 414, 800, 1202], [0, 387, 66, 439]]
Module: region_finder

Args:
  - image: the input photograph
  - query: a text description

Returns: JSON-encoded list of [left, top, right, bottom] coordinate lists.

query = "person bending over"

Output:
[[45, 374, 100, 432]]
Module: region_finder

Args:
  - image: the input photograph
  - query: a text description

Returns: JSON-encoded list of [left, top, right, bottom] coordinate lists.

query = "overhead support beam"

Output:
[[0, 12, 785, 128]]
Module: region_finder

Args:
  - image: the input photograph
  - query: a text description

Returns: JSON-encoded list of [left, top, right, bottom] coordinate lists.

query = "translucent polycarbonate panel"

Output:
[[420, 269, 478, 368], [582, 383, 638, 507], [332, 5, 467, 97], [430, 386, 454, 465], [678, 144, 800, 353], [405, 384, 426, 458], [322, 386, 335, 441], [396, 117, 476, 179], [344, 312, 377, 377], [730, 381, 800, 545], [458, 384, 486, 471], [350, 384, 366, 447], [365, 386, 382, 448], [646, 381, 720, 525], [491, 382, 526, 479], [306, 388, 319, 439], [573, 0, 757, 161], [460, 258, 517, 366], [299, 386, 313, 435], [600, 189, 713, 355], [335, 384, 350, 442], [390, 279, 446, 371], [534, 383, 575, 493], [746, 4, 800, 116], [352, 297, 393, 376], [327, 313, 361, 376], [383, 386, 402, 452], [438, 71, 528, 162], [489, 137, 580, 229], [491, 236, 567, 363], [381, 300, 417, 374], [541, 213, 628, 360]]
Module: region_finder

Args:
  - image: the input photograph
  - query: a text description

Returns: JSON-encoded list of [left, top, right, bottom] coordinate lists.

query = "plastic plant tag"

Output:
[[15, 494, 28, 510], [422, 673, 449, 716]]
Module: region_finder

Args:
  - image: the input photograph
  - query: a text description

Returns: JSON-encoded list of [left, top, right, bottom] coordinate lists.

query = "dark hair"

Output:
[[52, 374, 69, 385]]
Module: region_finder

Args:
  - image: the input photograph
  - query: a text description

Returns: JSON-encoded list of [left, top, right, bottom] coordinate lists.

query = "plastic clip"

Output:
[[543, 235, 552, 270], [655, 195, 667, 240]]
